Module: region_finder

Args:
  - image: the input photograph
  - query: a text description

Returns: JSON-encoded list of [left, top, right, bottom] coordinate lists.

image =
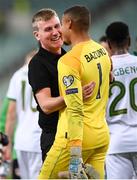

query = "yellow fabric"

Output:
[[56, 40, 111, 146], [68, 139, 82, 147], [38, 124, 109, 179]]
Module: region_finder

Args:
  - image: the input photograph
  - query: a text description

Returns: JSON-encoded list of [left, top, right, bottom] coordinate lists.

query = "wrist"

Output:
[[69, 139, 82, 147], [70, 147, 82, 157]]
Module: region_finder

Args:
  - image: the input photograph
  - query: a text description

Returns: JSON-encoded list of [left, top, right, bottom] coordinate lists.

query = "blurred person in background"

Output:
[[28, 8, 95, 162], [133, 37, 137, 56], [105, 21, 137, 179], [3, 50, 42, 179], [0, 132, 10, 178], [99, 35, 112, 56], [39, 5, 111, 179], [0, 98, 20, 179]]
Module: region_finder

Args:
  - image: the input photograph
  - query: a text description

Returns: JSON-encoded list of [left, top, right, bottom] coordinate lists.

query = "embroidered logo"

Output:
[[63, 75, 74, 88]]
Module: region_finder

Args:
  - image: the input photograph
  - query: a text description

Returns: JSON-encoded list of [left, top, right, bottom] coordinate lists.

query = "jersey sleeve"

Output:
[[6, 73, 18, 101], [58, 55, 83, 144], [28, 59, 51, 94]]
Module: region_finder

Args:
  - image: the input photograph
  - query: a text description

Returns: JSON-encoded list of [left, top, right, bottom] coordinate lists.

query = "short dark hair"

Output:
[[63, 5, 91, 31], [106, 22, 129, 44]]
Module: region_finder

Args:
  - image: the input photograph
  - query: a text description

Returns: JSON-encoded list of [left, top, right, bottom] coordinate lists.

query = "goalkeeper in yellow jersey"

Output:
[[39, 5, 111, 179]]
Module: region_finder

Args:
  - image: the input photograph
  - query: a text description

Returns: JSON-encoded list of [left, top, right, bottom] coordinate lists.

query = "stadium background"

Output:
[[0, 0, 137, 108]]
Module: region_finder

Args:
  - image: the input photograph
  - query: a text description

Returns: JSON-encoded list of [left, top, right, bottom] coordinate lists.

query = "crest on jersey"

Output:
[[63, 75, 74, 88]]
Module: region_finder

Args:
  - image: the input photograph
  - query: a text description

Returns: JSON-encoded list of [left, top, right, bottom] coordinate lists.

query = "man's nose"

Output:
[[52, 28, 60, 34]]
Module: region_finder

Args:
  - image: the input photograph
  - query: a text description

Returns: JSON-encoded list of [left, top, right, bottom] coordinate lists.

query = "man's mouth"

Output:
[[51, 36, 61, 41]]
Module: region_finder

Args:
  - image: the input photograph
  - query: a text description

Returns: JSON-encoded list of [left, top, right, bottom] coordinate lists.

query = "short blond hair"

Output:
[[32, 8, 58, 31]]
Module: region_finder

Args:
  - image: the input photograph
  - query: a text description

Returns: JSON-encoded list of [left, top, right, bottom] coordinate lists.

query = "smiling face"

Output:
[[34, 15, 63, 54]]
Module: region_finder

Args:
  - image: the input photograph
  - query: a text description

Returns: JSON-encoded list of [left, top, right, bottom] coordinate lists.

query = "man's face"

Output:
[[34, 16, 63, 53], [61, 15, 71, 46]]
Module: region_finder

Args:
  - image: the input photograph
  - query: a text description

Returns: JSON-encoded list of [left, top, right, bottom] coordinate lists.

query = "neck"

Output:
[[54, 48, 62, 55], [111, 46, 128, 55], [41, 44, 61, 55], [48, 48, 62, 55], [71, 32, 90, 47], [112, 49, 128, 55]]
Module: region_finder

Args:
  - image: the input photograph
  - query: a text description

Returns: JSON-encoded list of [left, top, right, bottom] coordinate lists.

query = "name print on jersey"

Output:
[[113, 65, 137, 76], [84, 48, 106, 62]]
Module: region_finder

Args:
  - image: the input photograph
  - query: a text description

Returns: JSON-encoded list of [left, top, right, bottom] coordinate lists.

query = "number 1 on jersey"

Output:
[[96, 63, 102, 99]]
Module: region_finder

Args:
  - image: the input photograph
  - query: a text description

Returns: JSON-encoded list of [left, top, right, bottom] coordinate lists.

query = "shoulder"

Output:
[[59, 50, 76, 67], [129, 53, 137, 60], [28, 53, 45, 75], [59, 44, 82, 63], [58, 50, 81, 72], [9, 66, 28, 86], [29, 54, 39, 67], [11, 66, 24, 80]]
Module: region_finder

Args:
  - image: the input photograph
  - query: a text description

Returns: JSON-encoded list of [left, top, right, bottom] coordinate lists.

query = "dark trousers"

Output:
[[41, 131, 56, 162]]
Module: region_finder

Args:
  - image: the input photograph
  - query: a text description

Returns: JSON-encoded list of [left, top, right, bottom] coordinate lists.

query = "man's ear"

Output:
[[33, 31, 40, 41], [67, 18, 72, 30], [108, 40, 112, 49]]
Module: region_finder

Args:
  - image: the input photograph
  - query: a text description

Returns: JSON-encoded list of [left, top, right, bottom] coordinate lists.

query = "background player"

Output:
[[4, 50, 42, 179], [106, 21, 137, 179]]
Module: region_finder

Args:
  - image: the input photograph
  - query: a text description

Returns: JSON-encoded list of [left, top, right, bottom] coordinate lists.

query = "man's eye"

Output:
[[55, 24, 61, 29], [45, 27, 52, 32]]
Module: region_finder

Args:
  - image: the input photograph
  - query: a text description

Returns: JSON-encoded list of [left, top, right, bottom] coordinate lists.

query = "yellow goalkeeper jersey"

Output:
[[56, 40, 111, 148]]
